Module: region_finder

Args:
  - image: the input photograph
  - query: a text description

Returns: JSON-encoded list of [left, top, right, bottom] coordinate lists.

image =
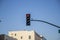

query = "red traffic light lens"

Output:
[[26, 14, 30, 17]]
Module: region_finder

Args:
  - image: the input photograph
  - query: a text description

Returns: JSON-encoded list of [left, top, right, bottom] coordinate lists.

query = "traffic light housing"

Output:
[[58, 29, 60, 33], [26, 14, 30, 26], [0, 20, 1, 22]]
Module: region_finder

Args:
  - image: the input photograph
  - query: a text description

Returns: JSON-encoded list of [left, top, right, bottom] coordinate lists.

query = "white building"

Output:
[[0, 34, 17, 40], [8, 30, 46, 40]]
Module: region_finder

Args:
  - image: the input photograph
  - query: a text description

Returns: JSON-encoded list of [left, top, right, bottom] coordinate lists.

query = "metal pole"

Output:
[[31, 20, 60, 28]]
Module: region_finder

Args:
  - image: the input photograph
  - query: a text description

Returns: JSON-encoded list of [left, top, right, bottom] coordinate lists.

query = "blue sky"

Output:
[[0, 0, 60, 40]]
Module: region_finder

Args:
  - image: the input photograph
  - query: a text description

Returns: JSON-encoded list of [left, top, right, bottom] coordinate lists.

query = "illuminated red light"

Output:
[[26, 14, 30, 17]]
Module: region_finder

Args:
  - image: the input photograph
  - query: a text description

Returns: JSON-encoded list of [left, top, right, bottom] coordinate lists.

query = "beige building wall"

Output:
[[8, 30, 46, 40], [8, 30, 35, 40]]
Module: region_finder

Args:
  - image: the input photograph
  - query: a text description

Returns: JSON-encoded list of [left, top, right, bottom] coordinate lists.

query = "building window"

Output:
[[15, 34, 16, 36], [29, 35, 31, 39], [21, 36, 23, 39]]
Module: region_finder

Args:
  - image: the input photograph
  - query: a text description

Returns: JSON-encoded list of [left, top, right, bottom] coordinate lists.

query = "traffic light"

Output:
[[58, 29, 60, 33], [0, 20, 1, 22], [26, 14, 30, 26]]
